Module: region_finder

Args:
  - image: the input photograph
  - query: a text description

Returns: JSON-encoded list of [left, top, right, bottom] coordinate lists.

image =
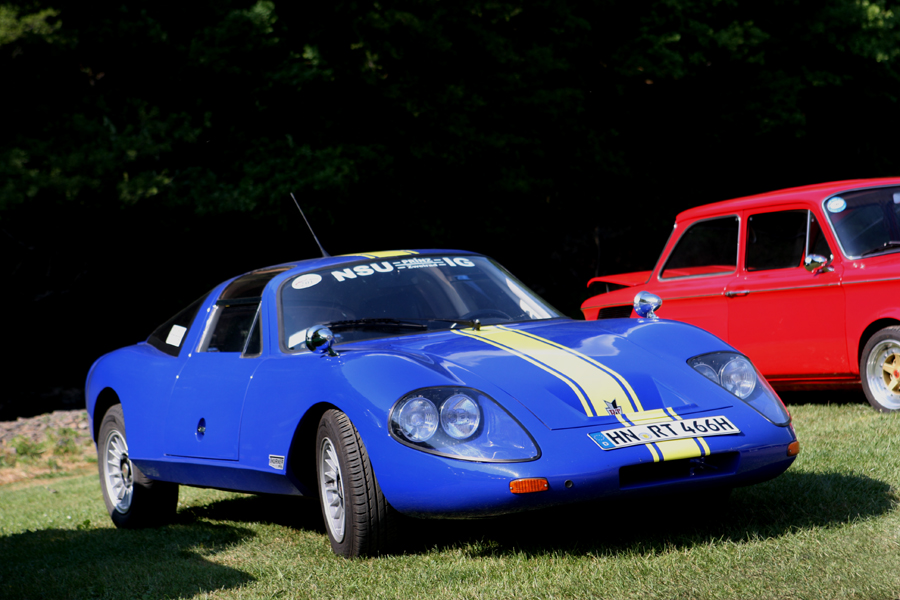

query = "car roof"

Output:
[[676, 177, 900, 222]]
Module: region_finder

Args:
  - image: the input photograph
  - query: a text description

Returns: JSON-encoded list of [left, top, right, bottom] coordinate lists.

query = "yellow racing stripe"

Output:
[[503, 326, 645, 412], [656, 406, 705, 460], [455, 326, 640, 418], [342, 250, 419, 259], [654, 438, 704, 461], [455, 325, 709, 463], [452, 328, 596, 416]]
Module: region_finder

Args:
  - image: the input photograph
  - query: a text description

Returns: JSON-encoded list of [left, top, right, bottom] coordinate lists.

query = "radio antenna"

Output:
[[291, 193, 331, 258]]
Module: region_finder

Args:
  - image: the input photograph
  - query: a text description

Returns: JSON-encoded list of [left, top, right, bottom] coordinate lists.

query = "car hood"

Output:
[[366, 319, 733, 431]]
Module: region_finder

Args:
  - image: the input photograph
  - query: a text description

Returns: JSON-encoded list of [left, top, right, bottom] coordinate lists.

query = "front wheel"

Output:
[[316, 409, 397, 557], [860, 326, 900, 412], [97, 404, 178, 527]]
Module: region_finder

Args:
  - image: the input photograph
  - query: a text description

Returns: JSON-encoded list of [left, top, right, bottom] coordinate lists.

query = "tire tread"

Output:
[[319, 409, 398, 557]]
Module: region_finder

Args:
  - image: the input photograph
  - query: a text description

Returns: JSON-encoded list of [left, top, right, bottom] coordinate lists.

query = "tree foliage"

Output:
[[4, 0, 900, 414]]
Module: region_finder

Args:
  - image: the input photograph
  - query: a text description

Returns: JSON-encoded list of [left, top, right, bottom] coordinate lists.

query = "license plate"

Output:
[[588, 415, 740, 450]]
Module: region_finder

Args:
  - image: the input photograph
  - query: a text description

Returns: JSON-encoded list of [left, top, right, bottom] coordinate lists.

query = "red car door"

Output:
[[725, 208, 849, 380], [651, 215, 740, 340]]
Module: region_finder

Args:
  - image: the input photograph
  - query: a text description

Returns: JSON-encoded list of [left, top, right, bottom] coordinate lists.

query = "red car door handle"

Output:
[[725, 290, 750, 297]]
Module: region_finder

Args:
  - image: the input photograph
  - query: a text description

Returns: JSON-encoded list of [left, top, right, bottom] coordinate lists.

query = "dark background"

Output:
[[4, 0, 900, 420]]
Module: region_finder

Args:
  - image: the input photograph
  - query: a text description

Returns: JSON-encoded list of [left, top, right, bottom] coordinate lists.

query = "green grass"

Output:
[[1, 400, 898, 599]]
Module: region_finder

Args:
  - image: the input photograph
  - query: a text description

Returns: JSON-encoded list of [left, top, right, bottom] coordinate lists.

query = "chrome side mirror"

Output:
[[306, 325, 338, 356], [804, 254, 833, 274], [633, 291, 662, 320]]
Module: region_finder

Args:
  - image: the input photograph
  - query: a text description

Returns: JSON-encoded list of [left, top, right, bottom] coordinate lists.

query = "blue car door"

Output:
[[164, 298, 265, 460]]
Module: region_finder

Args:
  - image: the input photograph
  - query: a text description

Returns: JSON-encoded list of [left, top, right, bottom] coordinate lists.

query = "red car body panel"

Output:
[[586, 271, 652, 288], [582, 178, 900, 392]]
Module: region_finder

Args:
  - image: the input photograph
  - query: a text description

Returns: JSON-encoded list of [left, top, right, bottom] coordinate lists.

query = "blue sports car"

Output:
[[86, 250, 799, 557]]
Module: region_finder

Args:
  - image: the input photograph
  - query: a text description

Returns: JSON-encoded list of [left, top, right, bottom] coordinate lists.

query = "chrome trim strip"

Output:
[[584, 291, 726, 310], [842, 276, 900, 286], [642, 292, 725, 302], [587, 278, 847, 310], [724, 281, 842, 297]]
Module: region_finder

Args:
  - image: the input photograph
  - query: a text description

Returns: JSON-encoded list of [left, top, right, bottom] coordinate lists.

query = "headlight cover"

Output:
[[389, 387, 540, 462], [688, 352, 791, 426]]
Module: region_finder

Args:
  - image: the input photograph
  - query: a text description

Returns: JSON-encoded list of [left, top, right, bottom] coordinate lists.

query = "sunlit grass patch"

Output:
[[0, 400, 898, 599]]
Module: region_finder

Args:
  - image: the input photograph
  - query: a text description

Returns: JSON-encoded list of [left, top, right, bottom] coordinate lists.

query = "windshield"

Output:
[[823, 186, 900, 258], [280, 255, 562, 349]]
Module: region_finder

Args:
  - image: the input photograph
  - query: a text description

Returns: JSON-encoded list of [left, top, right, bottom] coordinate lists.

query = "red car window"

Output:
[[661, 216, 738, 279]]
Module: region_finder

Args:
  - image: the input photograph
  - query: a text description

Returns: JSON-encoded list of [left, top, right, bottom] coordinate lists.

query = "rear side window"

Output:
[[661, 216, 739, 279], [147, 293, 208, 357]]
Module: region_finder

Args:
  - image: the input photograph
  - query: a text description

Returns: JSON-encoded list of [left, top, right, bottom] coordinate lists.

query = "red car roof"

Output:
[[676, 177, 900, 222]]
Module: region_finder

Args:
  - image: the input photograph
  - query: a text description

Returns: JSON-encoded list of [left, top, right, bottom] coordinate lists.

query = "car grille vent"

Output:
[[596, 305, 633, 319], [619, 452, 739, 489]]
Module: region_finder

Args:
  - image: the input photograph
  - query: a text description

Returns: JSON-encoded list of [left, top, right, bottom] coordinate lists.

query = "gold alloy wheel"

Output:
[[881, 350, 900, 393], [866, 338, 900, 410]]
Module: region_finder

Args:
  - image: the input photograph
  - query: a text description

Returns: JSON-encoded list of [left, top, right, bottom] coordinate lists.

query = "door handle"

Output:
[[724, 290, 749, 297]]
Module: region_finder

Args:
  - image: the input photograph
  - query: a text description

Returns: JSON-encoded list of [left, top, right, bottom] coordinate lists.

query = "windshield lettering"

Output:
[[283, 255, 561, 348]]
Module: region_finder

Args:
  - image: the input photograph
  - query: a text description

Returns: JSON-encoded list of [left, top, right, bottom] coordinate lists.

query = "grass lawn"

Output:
[[1, 394, 898, 600]]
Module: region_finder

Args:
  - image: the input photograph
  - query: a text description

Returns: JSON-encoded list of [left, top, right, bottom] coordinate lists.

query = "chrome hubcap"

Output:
[[866, 339, 900, 410], [103, 429, 134, 513], [319, 437, 345, 541]]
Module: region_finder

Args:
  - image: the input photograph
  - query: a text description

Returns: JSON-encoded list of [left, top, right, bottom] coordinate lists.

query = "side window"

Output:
[[147, 293, 209, 357], [745, 210, 807, 271], [196, 266, 292, 356], [661, 216, 739, 279], [204, 301, 260, 353]]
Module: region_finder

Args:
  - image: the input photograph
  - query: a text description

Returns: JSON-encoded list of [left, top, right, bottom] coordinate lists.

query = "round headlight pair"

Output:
[[691, 354, 756, 399], [395, 393, 480, 442]]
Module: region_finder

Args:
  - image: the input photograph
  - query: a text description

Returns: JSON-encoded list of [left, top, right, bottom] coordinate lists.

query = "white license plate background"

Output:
[[588, 415, 740, 450]]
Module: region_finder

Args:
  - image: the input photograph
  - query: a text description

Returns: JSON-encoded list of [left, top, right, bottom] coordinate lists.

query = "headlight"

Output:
[[440, 394, 481, 439], [688, 352, 791, 425], [719, 356, 756, 399], [389, 387, 539, 462], [395, 396, 439, 442]]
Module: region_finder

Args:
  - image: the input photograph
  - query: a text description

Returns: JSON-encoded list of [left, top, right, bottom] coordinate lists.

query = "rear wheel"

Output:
[[98, 404, 178, 527], [860, 326, 900, 412], [316, 409, 397, 557]]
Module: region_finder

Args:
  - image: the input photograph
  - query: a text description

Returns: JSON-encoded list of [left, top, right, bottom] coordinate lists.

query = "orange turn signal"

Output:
[[787, 441, 800, 457], [509, 478, 549, 494]]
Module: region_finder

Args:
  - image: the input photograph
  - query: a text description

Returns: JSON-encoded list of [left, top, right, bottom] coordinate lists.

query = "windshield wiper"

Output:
[[391, 317, 484, 330], [322, 318, 428, 331], [419, 318, 482, 330], [324, 317, 484, 332], [860, 241, 900, 257]]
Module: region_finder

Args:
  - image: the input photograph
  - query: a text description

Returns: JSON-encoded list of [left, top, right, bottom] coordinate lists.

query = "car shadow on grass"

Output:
[[407, 470, 898, 558], [0, 521, 255, 599], [164, 468, 897, 560], [175, 493, 327, 533]]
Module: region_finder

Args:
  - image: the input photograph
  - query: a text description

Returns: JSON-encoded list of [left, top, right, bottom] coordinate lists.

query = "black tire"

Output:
[[97, 404, 178, 528], [316, 409, 397, 557], [860, 326, 900, 412]]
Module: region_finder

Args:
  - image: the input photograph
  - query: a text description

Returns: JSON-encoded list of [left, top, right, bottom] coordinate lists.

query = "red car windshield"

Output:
[[280, 255, 562, 348], [824, 186, 900, 258]]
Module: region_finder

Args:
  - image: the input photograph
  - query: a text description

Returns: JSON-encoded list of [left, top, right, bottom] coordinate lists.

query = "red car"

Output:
[[582, 178, 900, 412]]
